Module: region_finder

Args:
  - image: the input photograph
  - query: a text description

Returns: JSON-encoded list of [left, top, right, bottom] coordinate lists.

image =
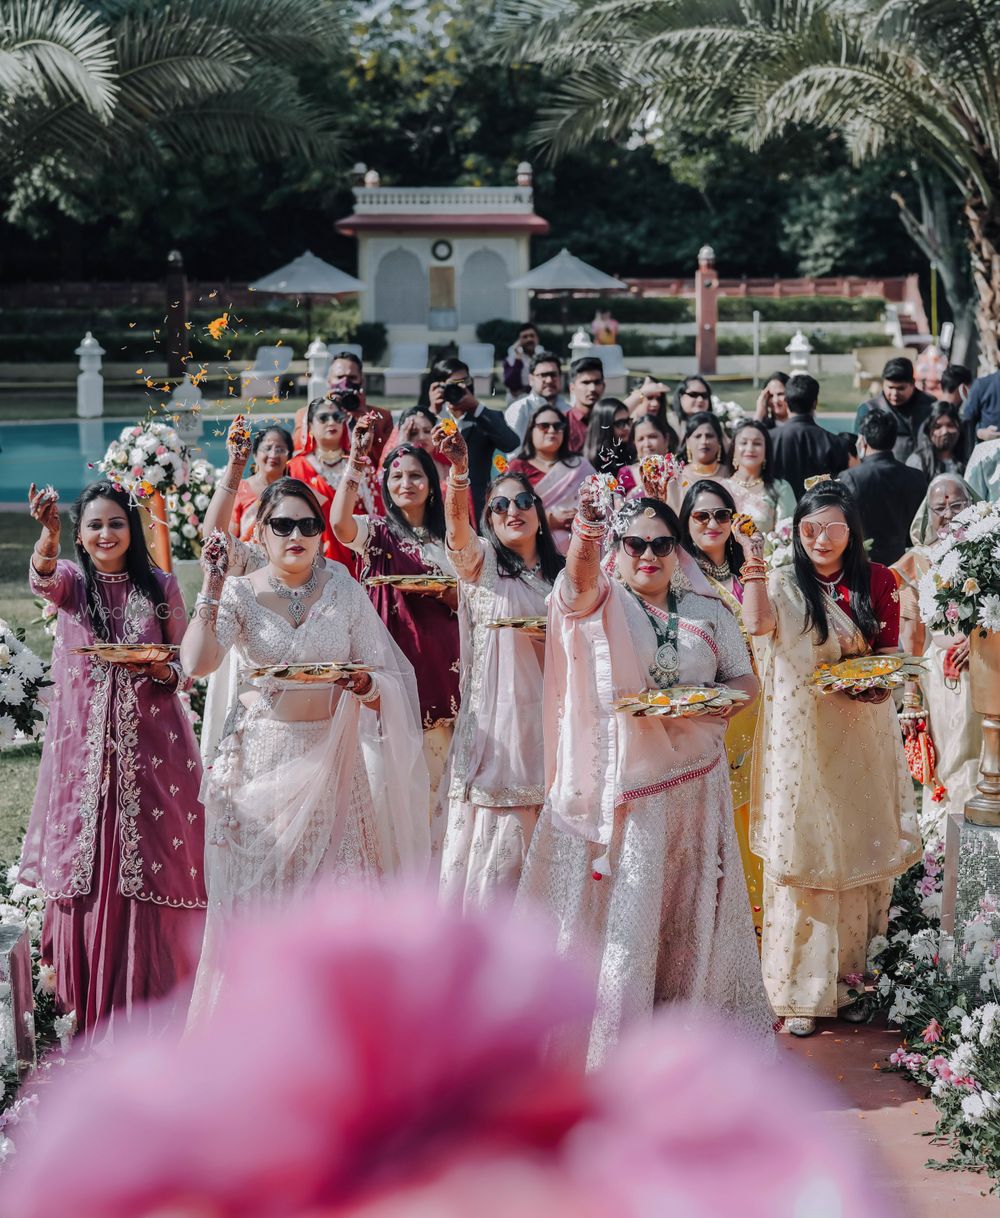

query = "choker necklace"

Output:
[[697, 555, 732, 582], [315, 451, 344, 469], [733, 472, 763, 489], [268, 568, 318, 625], [687, 460, 720, 476], [94, 570, 129, 583]]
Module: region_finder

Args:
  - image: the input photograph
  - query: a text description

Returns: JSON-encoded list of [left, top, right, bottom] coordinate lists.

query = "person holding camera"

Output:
[[291, 351, 393, 466], [429, 356, 520, 520]]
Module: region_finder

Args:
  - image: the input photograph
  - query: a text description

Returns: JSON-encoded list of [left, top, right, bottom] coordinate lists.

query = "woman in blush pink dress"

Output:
[[23, 481, 206, 1041]]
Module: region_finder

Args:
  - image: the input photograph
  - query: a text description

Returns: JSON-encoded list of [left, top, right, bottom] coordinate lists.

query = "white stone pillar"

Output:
[[75, 332, 105, 418], [306, 336, 330, 402]]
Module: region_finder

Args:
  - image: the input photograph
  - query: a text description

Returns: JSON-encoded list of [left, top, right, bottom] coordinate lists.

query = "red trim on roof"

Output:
[[335, 213, 550, 236]]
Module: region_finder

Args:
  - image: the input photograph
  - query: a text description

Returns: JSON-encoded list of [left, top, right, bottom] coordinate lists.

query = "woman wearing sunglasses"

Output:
[[286, 397, 381, 574], [518, 486, 772, 1066], [432, 423, 565, 910], [508, 404, 596, 554], [724, 419, 796, 535], [330, 416, 461, 841], [679, 479, 768, 946], [743, 481, 920, 1038], [892, 474, 984, 836], [181, 476, 429, 1018], [673, 375, 714, 422], [669, 412, 731, 510]]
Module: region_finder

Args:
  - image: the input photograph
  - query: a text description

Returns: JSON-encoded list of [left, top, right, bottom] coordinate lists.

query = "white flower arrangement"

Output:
[[762, 517, 794, 569], [919, 500, 1000, 634], [165, 457, 217, 561], [710, 395, 746, 436], [98, 421, 189, 503], [0, 621, 49, 746]]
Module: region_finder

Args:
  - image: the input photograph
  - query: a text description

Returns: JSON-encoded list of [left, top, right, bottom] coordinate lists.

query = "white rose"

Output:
[[181, 523, 197, 539], [194, 493, 210, 511], [144, 464, 167, 487], [129, 447, 144, 467], [169, 531, 180, 545]]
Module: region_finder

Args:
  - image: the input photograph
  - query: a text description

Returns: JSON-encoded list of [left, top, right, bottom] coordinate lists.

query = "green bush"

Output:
[[531, 296, 694, 325], [717, 295, 885, 322], [349, 322, 387, 364], [716, 329, 886, 355], [618, 329, 694, 356]]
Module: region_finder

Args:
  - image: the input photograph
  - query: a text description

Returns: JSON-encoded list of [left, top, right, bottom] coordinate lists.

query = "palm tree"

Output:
[[1, 0, 342, 189], [497, 0, 1000, 366]]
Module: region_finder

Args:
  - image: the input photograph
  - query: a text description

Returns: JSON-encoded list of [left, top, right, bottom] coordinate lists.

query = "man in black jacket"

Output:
[[429, 357, 520, 520], [838, 408, 927, 565], [771, 374, 849, 499], [853, 357, 934, 463]]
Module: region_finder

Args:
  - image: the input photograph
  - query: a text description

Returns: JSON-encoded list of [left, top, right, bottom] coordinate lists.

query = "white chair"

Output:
[[240, 345, 294, 401], [458, 342, 495, 398], [383, 343, 429, 398], [575, 344, 627, 396]]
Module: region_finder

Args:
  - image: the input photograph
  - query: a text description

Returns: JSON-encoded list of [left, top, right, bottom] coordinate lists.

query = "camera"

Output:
[[441, 380, 472, 406], [328, 386, 361, 413]]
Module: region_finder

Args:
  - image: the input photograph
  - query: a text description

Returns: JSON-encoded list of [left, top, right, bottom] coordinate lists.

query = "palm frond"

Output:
[[0, 0, 117, 119]]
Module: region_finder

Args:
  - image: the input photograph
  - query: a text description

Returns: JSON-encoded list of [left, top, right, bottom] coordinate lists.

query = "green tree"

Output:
[[497, 0, 991, 364]]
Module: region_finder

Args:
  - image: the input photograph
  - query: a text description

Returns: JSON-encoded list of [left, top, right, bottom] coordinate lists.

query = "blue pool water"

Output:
[[0, 411, 857, 504]]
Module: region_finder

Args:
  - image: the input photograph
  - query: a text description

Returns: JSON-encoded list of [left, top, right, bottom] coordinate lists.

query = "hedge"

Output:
[[531, 296, 694, 325], [717, 295, 886, 322]]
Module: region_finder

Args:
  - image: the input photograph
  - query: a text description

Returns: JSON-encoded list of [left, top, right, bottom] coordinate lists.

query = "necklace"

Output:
[[94, 570, 129, 583], [697, 554, 732, 582], [817, 569, 844, 599], [733, 472, 763, 489], [687, 460, 720, 476], [315, 451, 344, 470], [627, 586, 680, 688], [267, 568, 318, 626]]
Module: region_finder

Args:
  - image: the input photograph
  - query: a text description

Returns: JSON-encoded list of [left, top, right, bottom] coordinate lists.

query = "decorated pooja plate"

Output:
[[486, 616, 547, 638], [809, 655, 926, 694], [614, 685, 749, 718], [247, 661, 373, 687], [365, 575, 457, 594], [72, 643, 178, 664]]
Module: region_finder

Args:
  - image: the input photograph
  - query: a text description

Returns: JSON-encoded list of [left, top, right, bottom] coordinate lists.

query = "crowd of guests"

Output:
[[21, 343, 999, 1058]]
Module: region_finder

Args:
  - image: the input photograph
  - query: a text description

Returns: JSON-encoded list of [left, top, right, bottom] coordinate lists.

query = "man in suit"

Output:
[[771, 374, 849, 499], [429, 356, 520, 520], [838, 408, 927, 565]]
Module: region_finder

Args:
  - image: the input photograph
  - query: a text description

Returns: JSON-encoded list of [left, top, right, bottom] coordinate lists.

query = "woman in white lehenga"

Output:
[[432, 425, 565, 910], [517, 487, 773, 1069], [180, 477, 428, 1019]]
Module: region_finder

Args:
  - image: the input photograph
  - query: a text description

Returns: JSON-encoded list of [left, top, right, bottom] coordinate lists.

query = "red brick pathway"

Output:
[[781, 1018, 998, 1217]]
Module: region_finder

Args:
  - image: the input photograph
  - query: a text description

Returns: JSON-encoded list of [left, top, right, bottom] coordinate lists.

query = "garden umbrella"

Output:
[[508, 248, 627, 336], [250, 250, 365, 338]]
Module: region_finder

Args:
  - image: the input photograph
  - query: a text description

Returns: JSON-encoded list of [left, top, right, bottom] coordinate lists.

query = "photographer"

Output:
[[429, 356, 520, 519], [292, 351, 393, 465]]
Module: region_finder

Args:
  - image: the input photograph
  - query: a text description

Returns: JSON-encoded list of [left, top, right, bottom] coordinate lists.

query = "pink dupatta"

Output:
[[535, 459, 597, 554]]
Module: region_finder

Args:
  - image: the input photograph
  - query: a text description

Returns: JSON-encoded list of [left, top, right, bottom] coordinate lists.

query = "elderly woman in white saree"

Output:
[[181, 476, 429, 1020], [893, 474, 984, 839], [745, 481, 920, 1037], [517, 485, 773, 1069]]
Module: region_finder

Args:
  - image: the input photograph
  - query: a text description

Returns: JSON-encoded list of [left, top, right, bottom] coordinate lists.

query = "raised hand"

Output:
[[226, 415, 253, 467], [200, 528, 230, 581], [28, 483, 61, 536], [638, 454, 679, 503], [732, 513, 764, 561], [577, 474, 609, 523], [432, 420, 469, 472], [351, 412, 378, 460]]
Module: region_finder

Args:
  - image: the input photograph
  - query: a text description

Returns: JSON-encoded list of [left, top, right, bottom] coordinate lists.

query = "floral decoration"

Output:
[[97, 421, 188, 503], [0, 622, 50, 746], [919, 500, 1000, 635], [166, 457, 217, 561]]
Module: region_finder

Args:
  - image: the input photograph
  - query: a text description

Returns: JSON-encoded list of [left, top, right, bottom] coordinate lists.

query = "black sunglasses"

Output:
[[620, 535, 678, 558], [690, 508, 734, 525], [315, 410, 347, 424], [682, 388, 711, 400], [534, 418, 567, 432], [488, 491, 536, 515], [267, 516, 324, 538]]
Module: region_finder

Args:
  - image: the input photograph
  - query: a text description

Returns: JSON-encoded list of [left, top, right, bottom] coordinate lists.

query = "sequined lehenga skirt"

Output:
[[517, 755, 774, 1068], [188, 716, 382, 1022]]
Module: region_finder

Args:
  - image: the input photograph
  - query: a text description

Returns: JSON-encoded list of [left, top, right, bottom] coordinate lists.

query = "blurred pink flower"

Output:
[[3, 886, 902, 1218], [921, 1019, 943, 1044]]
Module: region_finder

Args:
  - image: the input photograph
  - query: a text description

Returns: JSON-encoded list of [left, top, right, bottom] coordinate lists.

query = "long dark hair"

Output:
[[679, 479, 743, 574], [730, 418, 776, 487], [380, 443, 446, 542], [480, 470, 565, 584], [913, 401, 970, 477], [792, 483, 878, 646], [517, 403, 580, 465], [71, 481, 167, 641], [673, 375, 713, 418], [676, 411, 726, 464], [584, 397, 632, 472]]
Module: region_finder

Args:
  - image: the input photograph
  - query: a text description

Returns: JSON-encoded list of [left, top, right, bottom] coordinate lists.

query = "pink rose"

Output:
[[945, 601, 960, 623], [188, 514, 199, 527], [131, 466, 143, 477], [182, 492, 193, 503], [155, 445, 167, 456]]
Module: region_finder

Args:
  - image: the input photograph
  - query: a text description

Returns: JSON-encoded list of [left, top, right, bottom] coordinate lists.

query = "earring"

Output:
[[312, 553, 322, 571]]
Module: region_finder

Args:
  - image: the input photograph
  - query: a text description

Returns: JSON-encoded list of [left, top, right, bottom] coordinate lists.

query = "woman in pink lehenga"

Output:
[[432, 425, 565, 910], [22, 482, 206, 1041], [517, 486, 773, 1067]]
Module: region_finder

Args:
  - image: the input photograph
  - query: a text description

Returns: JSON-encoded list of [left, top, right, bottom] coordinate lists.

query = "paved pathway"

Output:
[[782, 1019, 998, 1216]]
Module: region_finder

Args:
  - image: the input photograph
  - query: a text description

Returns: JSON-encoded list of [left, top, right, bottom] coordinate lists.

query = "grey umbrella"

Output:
[[250, 250, 365, 339], [508, 247, 627, 336]]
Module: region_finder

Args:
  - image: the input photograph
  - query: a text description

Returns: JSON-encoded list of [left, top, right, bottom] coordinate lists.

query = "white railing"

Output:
[[352, 187, 535, 214]]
